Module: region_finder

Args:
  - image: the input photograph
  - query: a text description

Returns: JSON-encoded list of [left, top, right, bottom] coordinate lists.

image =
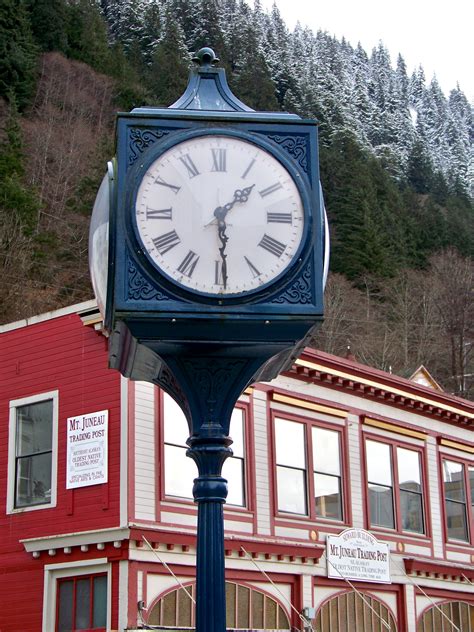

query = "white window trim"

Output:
[[42, 558, 111, 632], [7, 390, 59, 514]]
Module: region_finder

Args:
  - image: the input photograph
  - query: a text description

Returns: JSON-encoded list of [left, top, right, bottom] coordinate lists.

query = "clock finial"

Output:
[[168, 46, 253, 111], [192, 47, 220, 68]]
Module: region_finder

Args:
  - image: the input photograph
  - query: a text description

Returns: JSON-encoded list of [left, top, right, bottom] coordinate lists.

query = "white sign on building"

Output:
[[327, 528, 391, 584], [66, 410, 108, 489]]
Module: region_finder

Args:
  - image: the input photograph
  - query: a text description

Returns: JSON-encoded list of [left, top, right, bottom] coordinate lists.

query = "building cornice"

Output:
[[0, 299, 97, 333], [284, 349, 474, 428], [404, 557, 474, 582], [20, 527, 130, 558], [129, 527, 324, 564]]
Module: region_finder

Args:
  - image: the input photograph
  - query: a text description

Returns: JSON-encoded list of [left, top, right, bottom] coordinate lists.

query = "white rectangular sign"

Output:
[[66, 410, 108, 489], [327, 528, 391, 584]]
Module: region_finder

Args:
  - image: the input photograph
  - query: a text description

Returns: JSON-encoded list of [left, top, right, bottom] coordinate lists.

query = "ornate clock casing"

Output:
[[97, 50, 326, 385], [91, 48, 327, 632]]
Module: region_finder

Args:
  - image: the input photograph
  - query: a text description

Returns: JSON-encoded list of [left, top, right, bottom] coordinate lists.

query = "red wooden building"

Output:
[[1, 300, 473, 632]]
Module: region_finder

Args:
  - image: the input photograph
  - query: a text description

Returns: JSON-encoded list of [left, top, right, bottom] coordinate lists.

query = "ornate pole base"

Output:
[[190, 467, 230, 632]]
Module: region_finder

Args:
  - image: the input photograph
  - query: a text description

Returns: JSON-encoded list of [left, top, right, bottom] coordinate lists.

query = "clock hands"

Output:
[[213, 185, 255, 289]]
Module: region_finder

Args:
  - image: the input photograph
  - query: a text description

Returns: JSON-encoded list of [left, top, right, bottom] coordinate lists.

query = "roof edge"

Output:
[[0, 299, 97, 333]]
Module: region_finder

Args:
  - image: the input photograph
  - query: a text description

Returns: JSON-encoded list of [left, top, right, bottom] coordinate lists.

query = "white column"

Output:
[[347, 415, 364, 528], [252, 390, 272, 535]]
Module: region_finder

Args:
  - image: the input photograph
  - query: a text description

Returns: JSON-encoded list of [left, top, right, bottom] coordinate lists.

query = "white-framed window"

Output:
[[275, 417, 307, 515], [365, 438, 425, 534], [442, 458, 474, 542], [274, 416, 345, 521], [162, 393, 247, 506], [42, 559, 110, 632], [7, 391, 59, 513]]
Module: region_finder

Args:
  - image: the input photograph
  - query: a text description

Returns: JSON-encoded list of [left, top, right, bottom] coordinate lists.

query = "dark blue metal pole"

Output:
[[188, 435, 232, 632], [158, 351, 286, 632]]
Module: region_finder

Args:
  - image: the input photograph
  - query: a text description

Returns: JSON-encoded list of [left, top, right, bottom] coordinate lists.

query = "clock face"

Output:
[[134, 134, 305, 296]]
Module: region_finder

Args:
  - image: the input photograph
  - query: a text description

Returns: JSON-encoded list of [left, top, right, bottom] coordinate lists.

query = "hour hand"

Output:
[[213, 184, 255, 222]]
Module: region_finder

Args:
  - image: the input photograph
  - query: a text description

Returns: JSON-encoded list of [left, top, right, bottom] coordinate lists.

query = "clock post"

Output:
[[90, 47, 328, 632]]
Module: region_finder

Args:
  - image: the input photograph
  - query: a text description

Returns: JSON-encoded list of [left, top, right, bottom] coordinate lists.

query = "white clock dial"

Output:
[[134, 134, 305, 295]]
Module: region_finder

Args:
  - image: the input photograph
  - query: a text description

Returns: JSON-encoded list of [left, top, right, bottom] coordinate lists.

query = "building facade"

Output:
[[1, 300, 473, 632]]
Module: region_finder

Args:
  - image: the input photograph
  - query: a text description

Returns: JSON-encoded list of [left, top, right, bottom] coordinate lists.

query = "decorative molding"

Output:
[[128, 127, 170, 166], [21, 527, 130, 553], [293, 358, 473, 422], [439, 438, 474, 454], [272, 392, 348, 418], [363, 417, 427, 441], [127, 258, 170, 302], [267, 134, 308, 172], [404, 557, 474, 581], [270, 262, 313, 305]]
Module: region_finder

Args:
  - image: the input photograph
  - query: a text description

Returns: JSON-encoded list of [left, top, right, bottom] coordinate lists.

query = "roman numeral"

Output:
[[179, 154, 200, 178], [177, 250, 199, 277], [152, 230, 180, 255], [244, 256, 261, 278], [211, 148, 227, 172], [146, 207, 172, 220], [242, 158, 256, 179], [259, 182, 283, 198], [267, 212, 292, 224], [154, 176, 181, 194], [215, 260, 225, 285], [258, 234, 287, 257]]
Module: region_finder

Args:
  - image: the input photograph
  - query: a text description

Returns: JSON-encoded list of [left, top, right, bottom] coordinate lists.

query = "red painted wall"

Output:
[[0, 312, 122, 631]]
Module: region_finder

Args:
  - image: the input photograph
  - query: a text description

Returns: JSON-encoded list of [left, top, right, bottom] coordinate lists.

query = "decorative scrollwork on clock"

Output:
[[267, 134, 308, 173], [127, 257, 170, 301], [128, 128, 169, 166], [270, 261, 314, 305]]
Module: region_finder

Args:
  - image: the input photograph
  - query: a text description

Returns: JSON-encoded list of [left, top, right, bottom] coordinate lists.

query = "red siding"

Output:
[[0, 312, 122, 631]]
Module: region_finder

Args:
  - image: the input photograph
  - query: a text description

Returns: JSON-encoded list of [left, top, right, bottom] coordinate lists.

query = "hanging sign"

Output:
[[327, 528, 391, 584], [66, 410, 108, 489]]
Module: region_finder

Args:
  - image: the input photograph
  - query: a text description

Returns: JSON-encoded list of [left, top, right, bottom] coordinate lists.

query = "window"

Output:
[[7, 392, 58, 512], [315, 591, 397, 632], [313, 426, 342, 520], [366, 439, 425, 534], [417, 601, 474, 632], [274, 417, 345, 521], [163, 393, 247, 506], [442, 458, 474, 542], [147, 581, 291, 630], [56, 573, 107, 632], [275, 418, 307, 514]]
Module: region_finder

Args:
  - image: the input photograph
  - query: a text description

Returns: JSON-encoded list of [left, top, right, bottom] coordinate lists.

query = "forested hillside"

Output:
[[0, 0, 473, 397]]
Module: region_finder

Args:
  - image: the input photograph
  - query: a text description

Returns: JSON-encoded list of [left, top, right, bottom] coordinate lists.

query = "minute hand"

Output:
[[213, 184, 255, 290]]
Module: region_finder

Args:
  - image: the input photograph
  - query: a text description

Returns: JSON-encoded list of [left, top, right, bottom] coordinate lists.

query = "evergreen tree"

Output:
[[0, 0, 38, 108], [26, 0, 68, 53], [0, 97, 40, 233], [148, 8, 190, 107], [228, 4, 278, 112], [406, 140, 433, 193], [66, 0, 111, 72], [140, 0, 162, 66]]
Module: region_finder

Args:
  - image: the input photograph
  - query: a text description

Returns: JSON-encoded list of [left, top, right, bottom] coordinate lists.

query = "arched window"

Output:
[[315, 591, 397, 632], [147, 581, 291, 630], [417, 601, 474, 632]]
